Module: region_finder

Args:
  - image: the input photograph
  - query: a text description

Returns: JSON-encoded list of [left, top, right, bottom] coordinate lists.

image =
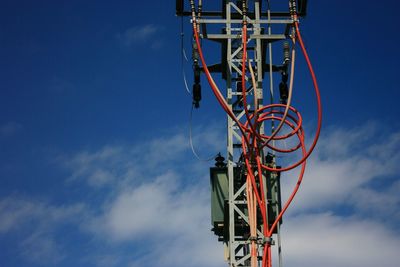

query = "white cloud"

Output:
[[63, 122, 399, 267], [64, 145, 131, 188], [104, 171, 204, 239], [64, 123, 224, 189], [349, 179, 400, 222], [59, 123, 226, 266], [316, 121, 377, 157], [20, 230, 65, 265], [117, 24, 164, 48], [0, 196, 87, 265], [274, 124, 400, 266], [1, 122, 399, 267], [0, 196, 85, 233], [0, 196, 38, 233], [93, 254, 121, 267], [96, 171, 182, 240], [0, 121, 22, 136], [86, 170, 224, 267], [281, 123, 400, 214], [281, 212, 400, 267]]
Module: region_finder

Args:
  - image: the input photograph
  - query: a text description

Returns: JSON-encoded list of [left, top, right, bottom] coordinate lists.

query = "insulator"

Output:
[[298, 0, 308, 16], [193, 83, 201, 108], [279, 82, 288, 104], [215, 153, 226, 168], [283, 41, 290, 64], [241, 0, 247, 17], [290, 0, 297, 15], [282, 71, 288, 83], [194, 67, 201, 84], [175, 0, 183, 16], [192, 42, 199, 61]]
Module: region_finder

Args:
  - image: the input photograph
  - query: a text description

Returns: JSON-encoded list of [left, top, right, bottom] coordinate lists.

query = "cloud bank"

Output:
[[0, 122, 399, 267]]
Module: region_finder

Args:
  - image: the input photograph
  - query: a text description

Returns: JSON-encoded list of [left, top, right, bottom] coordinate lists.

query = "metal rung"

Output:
[[206, 34, 286, 40]]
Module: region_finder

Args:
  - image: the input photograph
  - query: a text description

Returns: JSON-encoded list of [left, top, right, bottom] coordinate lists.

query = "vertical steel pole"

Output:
[[226, 2, 236, 266]]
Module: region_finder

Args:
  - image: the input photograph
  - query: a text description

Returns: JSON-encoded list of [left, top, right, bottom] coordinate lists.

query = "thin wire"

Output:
[[275, 172, 283, 267], [189, 104, 217, 162], [183, 47, 189, 61], [182, 66, 191, 94], [181, 16, 191, 95]]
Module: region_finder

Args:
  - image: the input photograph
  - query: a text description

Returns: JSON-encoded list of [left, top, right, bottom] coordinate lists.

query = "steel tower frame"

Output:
[[177, 1, 306, 266], [222, 2, 289, 266]]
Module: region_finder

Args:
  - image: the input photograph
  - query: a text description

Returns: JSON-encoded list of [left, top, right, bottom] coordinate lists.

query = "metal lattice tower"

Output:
[[177, 1, 308, 266]]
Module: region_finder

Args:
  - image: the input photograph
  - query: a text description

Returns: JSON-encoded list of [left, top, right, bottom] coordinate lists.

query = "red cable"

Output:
[[190, 3, 322, 267]]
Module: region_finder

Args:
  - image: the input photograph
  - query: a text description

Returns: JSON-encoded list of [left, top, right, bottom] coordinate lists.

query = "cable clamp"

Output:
[[248, 236, 257, 242], [291, 13, 299, 24], [259, 237, 275, 246]]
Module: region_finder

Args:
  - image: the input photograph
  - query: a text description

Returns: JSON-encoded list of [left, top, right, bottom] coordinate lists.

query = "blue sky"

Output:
[[0, 1, 399, 267]]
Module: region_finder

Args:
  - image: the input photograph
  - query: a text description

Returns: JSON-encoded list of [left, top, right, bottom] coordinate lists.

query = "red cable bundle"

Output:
[[190, 2, 322, 266]]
